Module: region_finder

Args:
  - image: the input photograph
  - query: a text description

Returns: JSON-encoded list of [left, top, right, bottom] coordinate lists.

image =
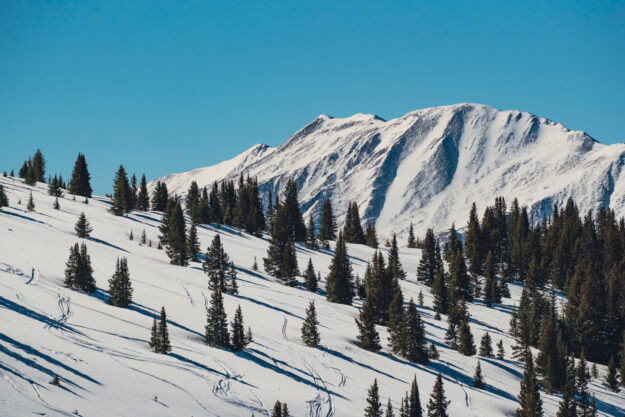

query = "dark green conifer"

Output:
[[407, 223, 417, 248], [110, 165, 131, 215], [516, 353, 543, 417], [305, 213, 318, 249], [365, 222, 379, 248], [205, 288, 229, 348], [388, 289, 405, 355], [497, 339, 505, 359], [186, 222, 200, 262], [478, 332, 493, 357], [203, 234, 230, 292], [318, 198, 336, 245], [417, 229, 440, 286], [343, 201, 365, 244], [364, 379, 383, 417], [230, 305, 247, 351], [149, 314, 161, 352], [151, 181, 169, 211], [305, 258, 317, 292], [108, 257, 133, 307], [53, 197, 59, 210], [158, 307, 172, 354], [301, 301, 320, 347], [431, 269, 449, 315], [426, 373, 450, 417], [74, 212, 92, 238], [31, 149, 46, 182], [26, 192, 35, 211], [403, 298, 428, 364], [356, 298, 380, 351], [556, 358, 577, 417], [326, 232, 353, 304], [164, 202, 188, 266], [137, 174, 150, 211], [604, 355, 619, 391], [472, 360, 485, 388]]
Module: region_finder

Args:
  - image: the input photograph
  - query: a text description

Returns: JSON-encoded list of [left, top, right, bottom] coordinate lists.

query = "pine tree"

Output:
[[407, 223, 417, 248], [386, 397, 395, 417], [473, 360, 485, 388], [449, 248, 471, 302], [603, 355, 619, 391], [365, 222, 379, 248], [64, 244, 81, 289], [203, 234, 230, 292], [164, 202, 188, 266], [536, 296, 566, 394], [418, 289, 423, 306], [326, 232, 353, 304], [556, 358, 577, 417], [387, 233, 406, 281], [364, 379, 383, 417], [305, 213, 318, 249], [497, 339, 505, 359], [205, 288, 229, 348], [356, 298, 380, 351], [388, 289, 405, 355], [26, 192, 35, 211], [417, 229, 440, 286], [478, 333, 493, 357], [271, 401, 283, 417], [141, 229, 147, 245], [185, 181, 201, 223], [427, 373, 450, 417], [129, 173, 137, 211], [151, 181, 169, 211], [457, 315, 476, 356], [281, 403, 290, 417], [110, 165, 131, 215], [48, 174, 63, 197], [108, 257, 133, 307], [137, 174, 150, 211], [246, 326, 254, 345], [427, 343, 440, 360], [53, 197, 60, 210], [318, 198, 337, 245], [403, 299, 428, 364], [226, 263, 238, 294], [74, 212, 93, 238], [431, 269, 449, 315], [406, 376, 422, 417], [301, 301, 320, 347], [343, 201, 365, 244], [516, 353, 543, 417], [186, 222, 200, 262], [263, 197, 298, 285], [282, 178, 306, 241], [64, 243, 95, 293], [230, 305, 247, 351], [483, 250, 497, 307], [305, 258, 317, 292], [575, 350, 593, 415], [280, 238, 299, 287], [0, 185, 9, 210], [129, 230, 134, 241], [158, 307, 172, 354], [149, 314, 161, 352]]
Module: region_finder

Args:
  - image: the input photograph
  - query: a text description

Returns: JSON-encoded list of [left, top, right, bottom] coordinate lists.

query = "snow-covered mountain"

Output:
[[2, 177, 624, 416], [155, 103, 625, 239]]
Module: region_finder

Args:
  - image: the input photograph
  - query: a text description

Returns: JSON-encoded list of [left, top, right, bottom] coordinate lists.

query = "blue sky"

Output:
[[1, 1, 624, 194]]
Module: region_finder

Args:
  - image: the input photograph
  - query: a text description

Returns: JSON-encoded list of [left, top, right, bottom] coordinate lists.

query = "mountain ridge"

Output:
[[153, 103, 625, 239]]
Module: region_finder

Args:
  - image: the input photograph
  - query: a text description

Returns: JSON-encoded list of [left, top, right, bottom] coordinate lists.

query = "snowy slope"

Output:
[[1, 177, 624, 416], [154, 103, 625, 240]]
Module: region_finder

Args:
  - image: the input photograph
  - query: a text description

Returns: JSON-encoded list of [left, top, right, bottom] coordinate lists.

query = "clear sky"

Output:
[[1, 1, 624, 194]]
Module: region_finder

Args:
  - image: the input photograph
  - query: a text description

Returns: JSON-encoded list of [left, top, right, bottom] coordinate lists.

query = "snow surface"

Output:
[[1, 176, 624, 416], [153, 103, 625, 241]]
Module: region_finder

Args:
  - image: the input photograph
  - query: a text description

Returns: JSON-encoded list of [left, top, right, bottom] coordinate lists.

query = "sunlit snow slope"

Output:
[[155, 103, 625, 240], [1, 177, 624, 416]]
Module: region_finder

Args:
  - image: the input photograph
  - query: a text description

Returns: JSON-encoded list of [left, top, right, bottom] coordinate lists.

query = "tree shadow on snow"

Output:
[[0, 296, 82, 335], [86, 237, 129, 253], [230, 294, 305, 320], [321, 346, 406, 383], [1, 209, 46, 224]]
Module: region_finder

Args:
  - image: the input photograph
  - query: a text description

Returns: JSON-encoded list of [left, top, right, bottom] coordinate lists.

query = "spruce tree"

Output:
[[137, 174, 150, 211], [343, 201, 365, 244], [478, 333, 493, 357], [271, 401, 283, 417], [301, 301, 320, 347], [427, 343, 440, 360], [263, 198, 298, 285], [418, 289, 423, 306], [26, 192, 35, 211], [151, 181, 169, 211], [431, 269, 449, 315], [149, 314, 161, 352], [483, 250, 497, 307], [185, 181, 201, 223], [108, 257, 133, 307], [604, 355, 619, 391], [364, 379, 383, 417], [203, 234, 231, 292], [536, 296, 566, 394], [164, 202, 188, 266], [305, 258, 317, 292], [575, 351, 593, 415], [186, 222, 200, 262], [318, 198, 337, 245], [0, 185, 9, 209], [282, 178, 306, 241], [365, 222, 379, 248], [426, 373, 450, 417], [69, 153, 93, 197], [417, 229, 440, 286], [473, 360, 485, 388], [386, 397, 395, 417], [407, 223, 417, 248], [129, 173, 137, 211], [64, 243, 81, 289], [230, 305, 247, 351], [205, 288, 229, 348], [387, 233, 406, 281], [356, 298, 380, 351], [516, 353, 543, 417], [457, 316, 476, 356], [406, 375, 422, 417], [556, 358, 577, 417], [158, 307, 172, 354], [74, 212, 93, 238], [110, 165, 131, 215], [226, 262, 238, 294], [449, 248, 472, 302], [403, 299, 428, 364], [53, 197, 60, 210], [305, 213, 318, 249], [497, 339, 505, 359], [326, 232, 353, 304], [31, 149, 46, 182], [388, 289, 405, 355]]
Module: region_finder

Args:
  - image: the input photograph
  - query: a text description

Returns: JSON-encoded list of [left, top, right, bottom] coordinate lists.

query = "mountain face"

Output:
[[155, 103, 625, 238]]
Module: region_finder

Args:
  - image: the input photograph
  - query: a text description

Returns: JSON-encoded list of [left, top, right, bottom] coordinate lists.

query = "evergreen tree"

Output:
[[603, 355, 619, 391], [246, 326, 254, 345], [418, 289, 423, 306], [427, 343, 440, 360], [457, 314, 476, 356], [356, 298, 381, 351], [364, 379, 383, 417], [387, 233, 406, 281], [208, 182, 222, 224], [69, 153, 93, 197], [129, 173, 137, 211], [149, 314, 161, 352], [137, 174, 150, 211], [164, 202, 188, 266], [0, 185, 9, 209], [431, 269, 449, 315], [403, 298, 428, 364], [556, 358, 578, 417], [417, 229, 440, 286], [301, 301, 320, 347], [26, 192, 35, 211], [230, 305, 247, 351], [186, 222, 200, 262], [536, 296, 566, 393], [141, 229, 147, 245], [151, 181, 169, 211], [227, 263, 239, 294], [271, 401, 283, 417], [497, 339, 505, 359], [478, 333, 494, 357], [318, 198, 337, 244], [48, 174, 63, 197], [426, 373, 450, 417], [185, 181, 201, 223], [365, 222, 379, 248], [65, 243, 95, 293], [158, 307, 172, 354], [575, 351, 592, 415], [388, 288, 405, 355], [18, 160, 28, 179], [406, 376, 422, 417], [386, 397, 395, 417], [281, 403, 290, 417], [483, 250, 498, 307], [205, 288, 229, 348], [449, 248, 472, 302], [305, 213, 318, 249], [326, 232, 353, 304], [263, 198, 299, 285], [407, 223, 417, 248], [74, 212, 93, 238], [282, 178, 306, 241], [108, 257, 133, 307], [305, 258, 317, 292], [343, 201, 366, 244], [516, 353, 543, 417], [64, 243, 81, 289], [53, 197, 59, 210], [472, 360, 485, 388], [203, 234, 231, 292], [110, 165, 132, 215], [31, 149, 46, 182]]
